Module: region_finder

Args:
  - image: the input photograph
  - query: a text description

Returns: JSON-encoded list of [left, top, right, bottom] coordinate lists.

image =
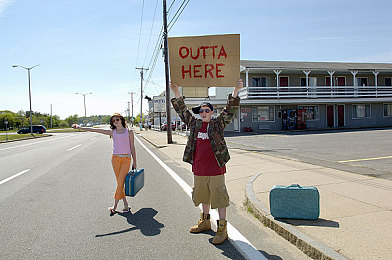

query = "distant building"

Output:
[[179, 60, 392, 132]]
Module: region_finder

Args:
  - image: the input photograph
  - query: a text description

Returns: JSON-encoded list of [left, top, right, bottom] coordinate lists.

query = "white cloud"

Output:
[[0, 0, 13, 17]]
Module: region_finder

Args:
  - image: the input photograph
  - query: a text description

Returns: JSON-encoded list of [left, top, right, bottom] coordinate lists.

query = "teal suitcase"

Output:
[[269, 184, 319, 220], [125, 168, 144, 197]]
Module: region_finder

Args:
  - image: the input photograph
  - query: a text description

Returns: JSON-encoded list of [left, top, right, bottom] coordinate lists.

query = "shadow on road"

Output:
[[95, 207, 164, 237]]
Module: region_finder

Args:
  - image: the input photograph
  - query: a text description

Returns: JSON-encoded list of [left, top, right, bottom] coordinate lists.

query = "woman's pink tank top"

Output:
[[112, 129, 131, 155]]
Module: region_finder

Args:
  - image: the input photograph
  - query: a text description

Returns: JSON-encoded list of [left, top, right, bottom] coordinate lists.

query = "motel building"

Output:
[[178, 60, 392, 132]]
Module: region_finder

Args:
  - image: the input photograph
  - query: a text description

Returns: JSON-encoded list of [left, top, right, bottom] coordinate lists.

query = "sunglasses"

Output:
[[112, 118, 121, 123], [199, 109, 211, 113]]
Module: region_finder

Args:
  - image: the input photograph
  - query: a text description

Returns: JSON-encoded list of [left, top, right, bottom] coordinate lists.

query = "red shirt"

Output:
[[192, 122, 226, 176]]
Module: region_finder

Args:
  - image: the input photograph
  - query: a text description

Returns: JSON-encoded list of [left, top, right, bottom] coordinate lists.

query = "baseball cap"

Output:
[[192, 101, 214, 114]]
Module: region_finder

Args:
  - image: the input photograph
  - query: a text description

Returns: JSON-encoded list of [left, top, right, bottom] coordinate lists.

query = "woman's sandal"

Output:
[[108, 207, 116, 216], [122, 206, 131, 213]]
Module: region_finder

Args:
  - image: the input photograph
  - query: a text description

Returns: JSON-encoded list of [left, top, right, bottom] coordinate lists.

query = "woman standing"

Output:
[[72, 113, 137, 215]]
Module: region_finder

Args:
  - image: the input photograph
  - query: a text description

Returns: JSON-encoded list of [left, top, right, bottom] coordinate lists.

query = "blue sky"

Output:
[[1, 0, 391, 119]]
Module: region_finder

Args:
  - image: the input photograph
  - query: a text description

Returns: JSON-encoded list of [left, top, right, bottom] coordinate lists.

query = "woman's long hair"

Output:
[[110, 115, 126, 130]]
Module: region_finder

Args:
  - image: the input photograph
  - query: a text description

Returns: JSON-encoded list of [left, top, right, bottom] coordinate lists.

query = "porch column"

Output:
[[351, 71, 358, 97], [274, 70, 281, 98], [328, 71, 335, 97], [373, 71, 379, 97], [245, 68, 249, 88], [303, 70, 311, 98], [245, 68, 249, 99], [238, 105, 241, 133]]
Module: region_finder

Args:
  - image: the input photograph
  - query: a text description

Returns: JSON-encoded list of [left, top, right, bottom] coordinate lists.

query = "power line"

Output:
[[129, 0, 146, 96], [168, 0, 190, 31], [145, 0, 190, 89], [142, 0, 159, 67], [135, 0, 145, 68], [167, 0, 177, 14]]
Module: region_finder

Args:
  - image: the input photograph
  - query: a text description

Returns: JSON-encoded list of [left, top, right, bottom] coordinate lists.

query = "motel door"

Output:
[[279, 77, 289, 87], [337, 105, 345, 127], [327, 105, 345, 127], [327, 105, 334, 127], [337, 77, 346, 86]]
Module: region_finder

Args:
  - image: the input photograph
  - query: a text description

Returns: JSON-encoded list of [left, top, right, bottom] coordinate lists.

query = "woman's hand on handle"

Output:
[[132, 161, 137, 170]]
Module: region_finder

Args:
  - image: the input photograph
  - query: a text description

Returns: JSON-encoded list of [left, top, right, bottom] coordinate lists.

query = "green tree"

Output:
[[0, 112, 16, 130], [65, 114, 79, 126], [134, 113, 146, 124]]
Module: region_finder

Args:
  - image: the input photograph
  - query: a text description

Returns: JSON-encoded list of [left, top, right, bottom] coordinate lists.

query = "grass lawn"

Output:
[[46, 128, 84, 133], [0, 134, 51, 142]]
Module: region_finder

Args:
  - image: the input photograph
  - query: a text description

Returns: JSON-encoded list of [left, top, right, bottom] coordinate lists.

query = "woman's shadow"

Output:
[[95, 208, 164, 237]]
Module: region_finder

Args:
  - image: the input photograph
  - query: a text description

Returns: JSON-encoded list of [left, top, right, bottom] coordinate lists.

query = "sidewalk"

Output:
[[133, 127, 392, 260]]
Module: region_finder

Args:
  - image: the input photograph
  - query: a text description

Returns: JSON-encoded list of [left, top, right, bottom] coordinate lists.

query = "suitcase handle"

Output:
[[288, 184, 302, 188]]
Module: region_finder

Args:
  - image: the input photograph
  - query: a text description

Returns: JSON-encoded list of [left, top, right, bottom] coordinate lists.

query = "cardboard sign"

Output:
[[168, 34, 240, 87]]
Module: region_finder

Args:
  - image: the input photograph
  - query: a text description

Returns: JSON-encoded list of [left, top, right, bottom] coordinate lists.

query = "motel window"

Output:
[[356, 78, 368, 87], [300, 77, 317, 87], [252, 77, 269, 87], [352, 104, 371, 119], [298, 106, 319, 120], [252, 106, 275, 122], [384, 104, 392, 117], [385, 78, 392, 86]]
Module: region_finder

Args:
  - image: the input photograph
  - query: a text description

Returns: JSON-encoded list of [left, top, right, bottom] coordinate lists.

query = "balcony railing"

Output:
[[238, 86, 392, 99]]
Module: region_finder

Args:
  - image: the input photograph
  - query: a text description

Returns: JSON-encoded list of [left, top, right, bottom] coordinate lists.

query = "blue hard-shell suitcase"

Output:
[[125, 168, 144, 197], [269, 184, 319, 220]]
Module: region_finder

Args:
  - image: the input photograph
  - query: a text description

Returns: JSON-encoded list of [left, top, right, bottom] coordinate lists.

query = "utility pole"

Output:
[[50, 104, 52, 128], [135, 68, 148, 131], [127, 101, 131, 124], [163, 0, 173, 144], [129, 91, 135, 126]]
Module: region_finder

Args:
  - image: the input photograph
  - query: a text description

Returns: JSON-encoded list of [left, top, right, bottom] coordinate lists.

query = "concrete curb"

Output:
[[136, 133, 166, 149], [245, 173, 347, 260]]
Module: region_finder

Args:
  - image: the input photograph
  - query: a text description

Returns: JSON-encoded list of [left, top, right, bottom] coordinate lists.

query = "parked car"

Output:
[[161, 122, 175, 131], [17, 125, 46, 134], [161, 121, 186, 131]]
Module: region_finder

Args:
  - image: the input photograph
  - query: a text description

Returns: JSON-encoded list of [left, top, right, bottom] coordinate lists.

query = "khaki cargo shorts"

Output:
[[192, 174, 229, 209]]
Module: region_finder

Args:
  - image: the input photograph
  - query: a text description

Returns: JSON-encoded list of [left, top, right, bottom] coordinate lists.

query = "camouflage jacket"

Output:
[[171, 94, 240, 167]]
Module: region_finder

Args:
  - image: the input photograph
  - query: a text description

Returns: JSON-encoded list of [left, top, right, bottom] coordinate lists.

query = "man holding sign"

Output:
[[170, 79, 242, 245]]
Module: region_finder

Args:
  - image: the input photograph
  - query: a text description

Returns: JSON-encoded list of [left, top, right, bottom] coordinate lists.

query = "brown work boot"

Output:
[[212, 219, 228, 245], [190, 213, 211, 233]]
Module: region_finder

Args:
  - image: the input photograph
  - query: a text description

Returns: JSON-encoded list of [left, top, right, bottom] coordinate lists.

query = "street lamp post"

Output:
[[12, 64, 39, 135], [75, 92, 92, 124]]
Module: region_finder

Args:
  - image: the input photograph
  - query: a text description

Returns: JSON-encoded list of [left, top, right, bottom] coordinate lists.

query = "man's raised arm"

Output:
[[170, 82, 193, 126]]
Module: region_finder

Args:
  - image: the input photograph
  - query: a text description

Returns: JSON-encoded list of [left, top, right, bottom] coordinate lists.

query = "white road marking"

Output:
[[90, 137, 97, 141], [67, 144, 82, 151], [0, 134, 75, 151], [0, 169, 31, 185], [338, 155, 392, 163], [135, 136, 267, 260]]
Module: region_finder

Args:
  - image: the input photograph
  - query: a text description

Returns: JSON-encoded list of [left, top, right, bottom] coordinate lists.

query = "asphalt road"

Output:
[[225, 128, 392, 180], [0, 132, 308, 259]]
